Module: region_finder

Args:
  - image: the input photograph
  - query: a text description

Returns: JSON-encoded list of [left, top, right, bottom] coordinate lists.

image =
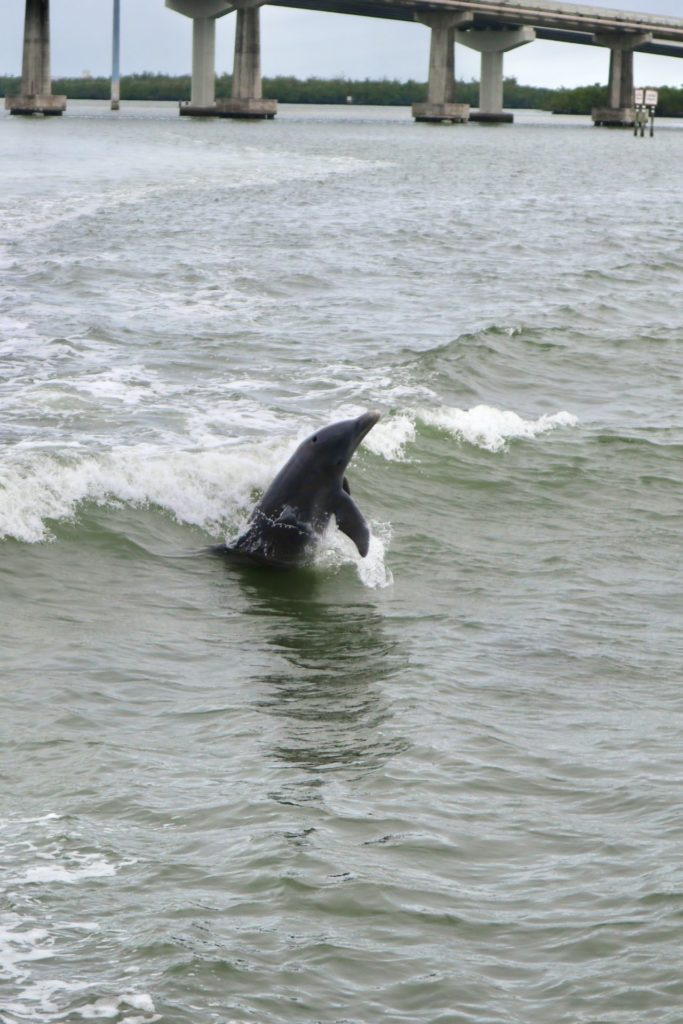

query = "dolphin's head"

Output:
[[299, 411, 380, 482]]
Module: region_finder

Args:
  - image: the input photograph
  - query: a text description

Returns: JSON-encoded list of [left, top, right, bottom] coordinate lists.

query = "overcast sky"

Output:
[[1, 1, 682, 88]]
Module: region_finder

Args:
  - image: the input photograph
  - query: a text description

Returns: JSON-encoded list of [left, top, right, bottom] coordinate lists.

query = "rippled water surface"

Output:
[[2, 101, 683, 1024]]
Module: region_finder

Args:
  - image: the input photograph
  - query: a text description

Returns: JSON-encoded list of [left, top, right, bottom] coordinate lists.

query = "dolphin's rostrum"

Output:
[[216, 411, 380, 568]]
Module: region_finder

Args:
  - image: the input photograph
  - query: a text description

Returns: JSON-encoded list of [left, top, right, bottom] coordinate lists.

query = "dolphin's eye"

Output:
[[336, 459, 344, 466], [312, 435, 318, 443]]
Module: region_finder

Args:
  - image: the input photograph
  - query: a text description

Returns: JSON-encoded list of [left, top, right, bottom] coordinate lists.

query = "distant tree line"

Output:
[[545, 83, 608, 114], [1, 73, 683, 115], [545, 82, 683, 117], [0, 72, 551, 106]]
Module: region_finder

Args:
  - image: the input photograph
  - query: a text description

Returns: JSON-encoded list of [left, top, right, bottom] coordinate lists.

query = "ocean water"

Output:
[[2, 100, 683, 1024]]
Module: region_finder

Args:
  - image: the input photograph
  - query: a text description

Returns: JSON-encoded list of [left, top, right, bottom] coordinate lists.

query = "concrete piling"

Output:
[[191, 17, 217, 108], [111, 0, 121, 111], [214, 4, 277, 119], [592, 31, 652, 126], [167, 0, 225, 115], [5, 0, 66, 116], [412, 11, 472, 123], [170, 0, 276, 119], [459, 27, 536, 123]]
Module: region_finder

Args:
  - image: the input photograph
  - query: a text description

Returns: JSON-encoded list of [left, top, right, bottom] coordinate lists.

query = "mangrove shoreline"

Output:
[[2, 73, 683, 116]]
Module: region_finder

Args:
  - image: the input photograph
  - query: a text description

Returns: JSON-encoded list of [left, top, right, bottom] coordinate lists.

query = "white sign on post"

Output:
[[645, 89, 659, 107], [634, 88, 644, 106]]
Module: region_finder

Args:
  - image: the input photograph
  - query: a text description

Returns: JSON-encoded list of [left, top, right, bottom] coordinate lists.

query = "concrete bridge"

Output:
[[6, 0, 683, 126]]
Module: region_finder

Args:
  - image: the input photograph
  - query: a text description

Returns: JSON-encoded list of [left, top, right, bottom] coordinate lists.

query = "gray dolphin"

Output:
[[215, 411, 380, 568]]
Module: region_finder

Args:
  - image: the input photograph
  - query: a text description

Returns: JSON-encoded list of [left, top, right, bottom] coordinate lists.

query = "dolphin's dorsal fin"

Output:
[[335, 491, 370, 558], [342, 476, 351, 495]]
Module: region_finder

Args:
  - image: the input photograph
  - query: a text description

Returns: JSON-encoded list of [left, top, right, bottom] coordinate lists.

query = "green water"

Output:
[[2, 102, 683, 1024]]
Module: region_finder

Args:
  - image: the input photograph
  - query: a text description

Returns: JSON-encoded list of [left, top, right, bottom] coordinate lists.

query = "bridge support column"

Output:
[[215, 3, 277, 118], [168, 0, 229, 115], [459, 26, 535, 123], [592, 31, 652, 126], [5, 0, 66, 115], [412, 11, 473, 124], [111, 0, 121, 110], [192, 17, 217, 107]]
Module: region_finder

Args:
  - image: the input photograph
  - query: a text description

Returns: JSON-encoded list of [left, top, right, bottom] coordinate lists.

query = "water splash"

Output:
[[317, 519, 394, 589]]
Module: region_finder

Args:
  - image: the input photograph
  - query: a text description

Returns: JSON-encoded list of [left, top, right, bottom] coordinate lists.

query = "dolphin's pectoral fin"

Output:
[[342, 476, 351, 495], [335, 491, 370, 558]]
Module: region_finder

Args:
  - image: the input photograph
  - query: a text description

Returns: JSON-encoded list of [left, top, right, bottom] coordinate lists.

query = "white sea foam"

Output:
[[0, 908, 154, 1022], [356, 525, 394, 589], [3, 979, 91, 1017], [363, 414, 417, 461], [364, 405, 578, 458], [319, 519, 394, 589], [0, 922, 53, 984], [75, 992, 159, 1021], [16, 854, 117, 885], [65, 366, 175, 407], [0, 402, 576, 549], [1, 408, 390, 546], [418, 404, 578, 452], [0, 445, 278, 543], [0, 813, 62, 827], [0, 973, 160, 1024]]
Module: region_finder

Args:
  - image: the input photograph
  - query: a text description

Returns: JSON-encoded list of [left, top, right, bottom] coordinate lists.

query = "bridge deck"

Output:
[[266, 0, 683, 43]]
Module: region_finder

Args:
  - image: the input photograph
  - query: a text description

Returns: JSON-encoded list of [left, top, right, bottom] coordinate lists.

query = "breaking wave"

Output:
[[365, 404, 578, 459], [0, 404, 577, 557]]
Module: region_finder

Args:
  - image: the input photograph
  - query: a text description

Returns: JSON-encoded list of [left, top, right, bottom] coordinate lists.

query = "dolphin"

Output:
[[214, 411, 380, 568]]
